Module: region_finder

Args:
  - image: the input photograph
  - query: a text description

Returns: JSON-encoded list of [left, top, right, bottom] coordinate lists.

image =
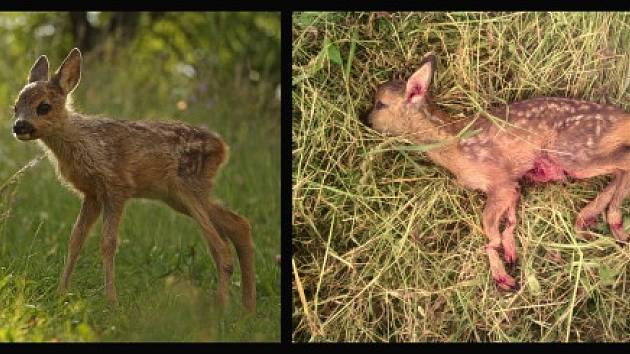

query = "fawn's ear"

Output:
[[52, 48, 82, 94], [28, 55, 49, 83], [405, 53, 436, 105]]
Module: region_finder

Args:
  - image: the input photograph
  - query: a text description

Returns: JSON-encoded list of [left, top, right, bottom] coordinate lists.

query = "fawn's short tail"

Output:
[[202, 132, 229, 180]]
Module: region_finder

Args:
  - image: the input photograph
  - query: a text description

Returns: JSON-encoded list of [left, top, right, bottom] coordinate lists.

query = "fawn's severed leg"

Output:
[[575, 172, 621, 239], [500, 187, 520, 265], [483, 183, 520, 291], [606, 171, 630, 243]]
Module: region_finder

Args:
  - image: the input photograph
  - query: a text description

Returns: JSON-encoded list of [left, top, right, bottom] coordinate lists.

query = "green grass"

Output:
[[0, 48, 280, 341], [292, 12, 630, 342]]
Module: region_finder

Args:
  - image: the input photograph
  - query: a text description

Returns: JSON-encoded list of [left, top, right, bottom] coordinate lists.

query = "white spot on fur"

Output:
[[476, 148, 489, 160], [586, 136, 594, 147]]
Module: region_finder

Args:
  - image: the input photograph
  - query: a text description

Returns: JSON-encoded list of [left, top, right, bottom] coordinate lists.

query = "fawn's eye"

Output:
[[36, 103, 51, 116], [375, 100, 388, 110]]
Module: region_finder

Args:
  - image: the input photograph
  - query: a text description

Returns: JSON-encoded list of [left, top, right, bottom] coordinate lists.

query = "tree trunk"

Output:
[[69, 12, 97, 52], [107, 12, 140, 43]]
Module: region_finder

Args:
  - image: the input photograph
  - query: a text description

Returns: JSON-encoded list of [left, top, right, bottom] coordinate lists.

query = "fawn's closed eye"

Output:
[[37, 103, 51, 115], [375, 100, 388, 110]]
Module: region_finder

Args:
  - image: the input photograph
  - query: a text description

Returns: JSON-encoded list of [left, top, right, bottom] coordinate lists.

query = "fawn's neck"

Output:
[[39, 113, 86, 163], [405, 101, 468, 171]]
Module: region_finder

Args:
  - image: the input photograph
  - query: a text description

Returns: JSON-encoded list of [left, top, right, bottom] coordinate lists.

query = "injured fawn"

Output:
[[362, 53, 630, 291], [11, 48, 255, 311]]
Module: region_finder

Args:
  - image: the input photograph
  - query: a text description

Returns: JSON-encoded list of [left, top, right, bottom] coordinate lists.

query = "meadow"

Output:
[[292, 12, 630, 341], [0, 12, 280, 342]]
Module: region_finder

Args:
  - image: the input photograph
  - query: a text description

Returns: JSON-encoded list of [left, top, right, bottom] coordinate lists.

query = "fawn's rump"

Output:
[[175, 130, 228, 180], [522, 116, 630, 182]]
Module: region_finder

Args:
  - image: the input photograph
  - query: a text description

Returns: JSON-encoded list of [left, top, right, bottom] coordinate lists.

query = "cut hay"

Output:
[[292, 12, 630, 342]]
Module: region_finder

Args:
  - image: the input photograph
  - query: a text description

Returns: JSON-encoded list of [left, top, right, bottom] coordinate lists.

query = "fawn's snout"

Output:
[[11, 48, 82, 142], [12, 119, 36, 140], [363, 54, 437, 137]]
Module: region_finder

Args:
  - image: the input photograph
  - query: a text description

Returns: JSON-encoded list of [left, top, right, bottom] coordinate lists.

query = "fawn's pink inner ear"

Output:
[[405, 83, 425, 103]]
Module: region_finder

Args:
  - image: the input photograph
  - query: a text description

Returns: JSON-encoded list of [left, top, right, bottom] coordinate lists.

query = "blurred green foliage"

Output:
[[0, 12, 280, 119]]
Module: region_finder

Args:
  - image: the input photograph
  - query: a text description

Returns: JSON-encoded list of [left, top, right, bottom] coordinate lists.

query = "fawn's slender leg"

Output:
[[606, 171, 630, 243], [100, 196, 126, 305], [180, 194, 234, 307], [483, 183, 520, 291], [207, 202, 256, 312], [59, 195, 102, 293], [500, 187, 520, 265], [575, 172, 621, 238]]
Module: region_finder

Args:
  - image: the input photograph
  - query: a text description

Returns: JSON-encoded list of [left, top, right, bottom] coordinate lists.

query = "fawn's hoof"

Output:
[[575, 217, 598, 240], [615, 237, 629, 246], [610, 223, 629, 245], [503, 249, 518, 265], [576, 216, 597, 230], [494, 274, 519, 292], [576, 229, 595, 240]]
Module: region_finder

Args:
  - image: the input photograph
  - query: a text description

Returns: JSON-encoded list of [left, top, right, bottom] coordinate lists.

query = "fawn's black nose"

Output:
[[13, 120, 35, 136], [359, 110, 372, 127]]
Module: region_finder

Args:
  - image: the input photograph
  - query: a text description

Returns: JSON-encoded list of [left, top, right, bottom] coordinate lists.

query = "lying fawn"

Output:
[[11, 48, 255, 311], [362, 53, 630, 291]]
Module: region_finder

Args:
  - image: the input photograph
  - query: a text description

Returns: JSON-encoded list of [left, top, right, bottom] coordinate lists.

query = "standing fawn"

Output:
[[11, 48, 255, 311], [362, 52, 630, 291]]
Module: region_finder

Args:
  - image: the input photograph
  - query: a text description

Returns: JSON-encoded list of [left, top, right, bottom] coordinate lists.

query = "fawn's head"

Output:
[[12, 48, 82, 140], [362, 53, 438, 137]]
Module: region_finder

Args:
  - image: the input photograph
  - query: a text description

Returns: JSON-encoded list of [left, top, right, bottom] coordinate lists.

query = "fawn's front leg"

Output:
[[500, 188, 520, 265], [59, 195, 102, 293], [606, 171, 630, 243], [483, 183, 520, 291], [100, 196, 126, 305]]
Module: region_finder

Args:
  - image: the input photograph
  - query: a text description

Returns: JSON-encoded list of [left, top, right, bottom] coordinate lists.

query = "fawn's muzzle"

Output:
[[359, 110, 372, 127], [13, 120, 35, 139]]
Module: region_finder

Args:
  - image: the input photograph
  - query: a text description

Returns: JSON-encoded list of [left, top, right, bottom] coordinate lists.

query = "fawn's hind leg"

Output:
[[207, 202, 256, 312], [575, 172, 621, 239], [500, 188, 520, 265], [606, 171, 630, 243], [59, 195, 101, 293], [483, 183, 520, 291], [178, 193, 234, 307]]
